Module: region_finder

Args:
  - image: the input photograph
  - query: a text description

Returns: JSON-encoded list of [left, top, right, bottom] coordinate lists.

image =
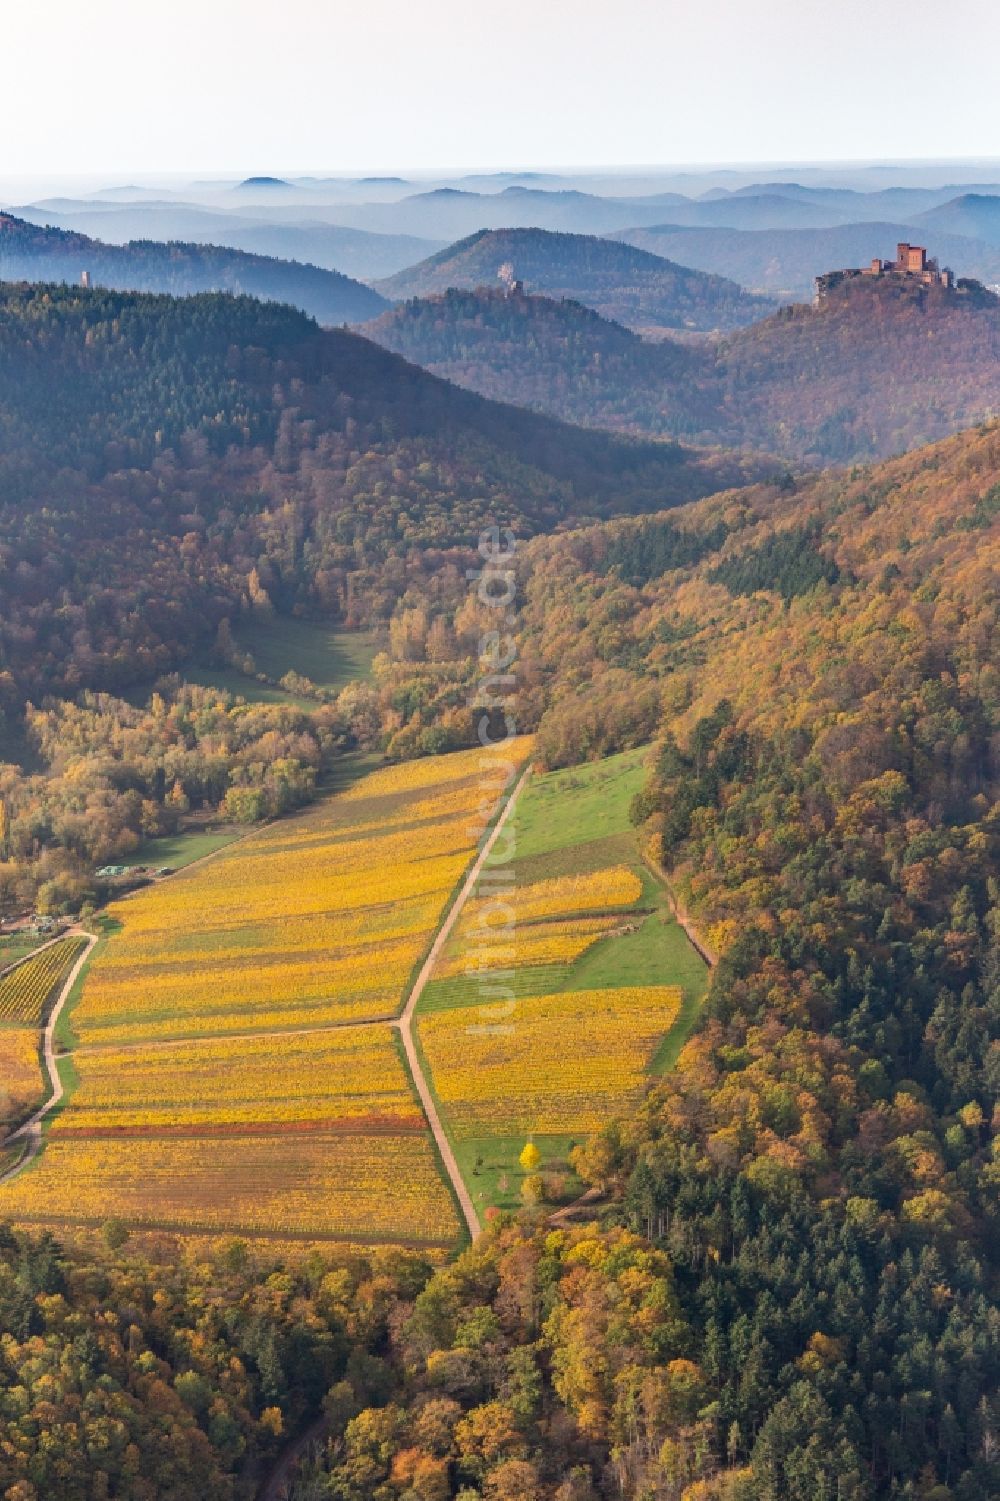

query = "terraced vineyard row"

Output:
[[0, 936, 89, 1022], [420, 985, 682, 1136]]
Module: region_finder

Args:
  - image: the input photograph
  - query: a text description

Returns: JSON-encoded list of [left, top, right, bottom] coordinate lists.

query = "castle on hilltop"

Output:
[[497, 261, 525, 296], [815, 243, 954, 302]]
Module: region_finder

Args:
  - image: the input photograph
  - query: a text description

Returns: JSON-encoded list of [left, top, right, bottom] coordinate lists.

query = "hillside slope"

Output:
[[331, 419, 1000, 1498], [0, 282, 772, 700], [720, 272, 1000, 461], [363, 287, 717, 436], [376, 227, 774, 332], [366, 276, 1000, 463], [501, 421, 1000, 1495], [0, 212, 388, 324]]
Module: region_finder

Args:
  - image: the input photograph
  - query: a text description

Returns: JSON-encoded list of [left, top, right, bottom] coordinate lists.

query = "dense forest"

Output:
[[365, 277, 1000, 464], [0, 213, 388, 325], [375, 228, 775, 333], [0, 1219, 709, 1501], [0, 282, 770, 698], [364, 289, 715, 438]]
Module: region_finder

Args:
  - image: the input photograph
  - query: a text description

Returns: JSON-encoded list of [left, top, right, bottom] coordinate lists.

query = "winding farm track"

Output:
[[397, 762, 532, 1241], [0, 930, 98, 1184]]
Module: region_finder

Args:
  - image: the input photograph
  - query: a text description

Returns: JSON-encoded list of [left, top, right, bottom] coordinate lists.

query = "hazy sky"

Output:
[[6, 0, 1000, 180]]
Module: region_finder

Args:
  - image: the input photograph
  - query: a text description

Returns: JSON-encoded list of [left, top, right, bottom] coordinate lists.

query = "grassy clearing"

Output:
[[185, 619, 378, 707], [135, 827, 244, 870], [457, 1132, 583, 1218], [505, 744, 650, 860], [234, 617, 378, 691], [180, 666, 305, 707]]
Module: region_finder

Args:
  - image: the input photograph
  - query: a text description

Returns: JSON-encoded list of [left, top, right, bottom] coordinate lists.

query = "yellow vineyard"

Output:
[[434, 867, 640, 979], [0, 1132, 456, 1242], [58, 1023, 422, 1131], [461, 865, 641, 926], [410, 747, 711, 1219], [0, 1029, 42, 1114], [1, 738, 702, 1242], [1, 743, 533, 1247], [0, 935, 88, 1022], [76, 751, 504, 1045], [419, 986, 681, 1137]]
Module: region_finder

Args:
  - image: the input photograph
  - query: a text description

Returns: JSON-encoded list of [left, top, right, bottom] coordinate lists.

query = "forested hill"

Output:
[[375, 226, 775, 332], [719, 271, 1000, 461], [366, 275, 1000, 463], [485, 420, 1000, 1497], [0, 282, 771, 701], [364, 286, 718, 436], [0, 211, 388, 325]]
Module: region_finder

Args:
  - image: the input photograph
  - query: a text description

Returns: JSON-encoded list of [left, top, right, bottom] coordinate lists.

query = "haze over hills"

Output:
[[917, 192, 1000, 246], [614, 191, 859, 230], [376, 227, 775, 332], [698, 180, 1000, 219], [17, 171, 1000, 294], [15, 200, 443, 279], [0, 212, 388, 324], [310, 185, 702, 239], [614, 221, 1000, 296], [365, 274, 1000, 462]]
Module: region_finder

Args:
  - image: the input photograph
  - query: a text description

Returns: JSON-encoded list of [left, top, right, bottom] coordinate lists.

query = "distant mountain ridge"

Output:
[[376, 227, 775, 332], [0, 212, 389, 324], [917, 193, 1000, 247], [318, 186, 707, 239], [15, 201, 444, 280], [613, 221, 1000, 296]]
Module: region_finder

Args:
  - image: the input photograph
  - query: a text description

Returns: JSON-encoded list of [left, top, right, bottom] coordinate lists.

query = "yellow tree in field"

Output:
[[519, 1141, 541, 1173]]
